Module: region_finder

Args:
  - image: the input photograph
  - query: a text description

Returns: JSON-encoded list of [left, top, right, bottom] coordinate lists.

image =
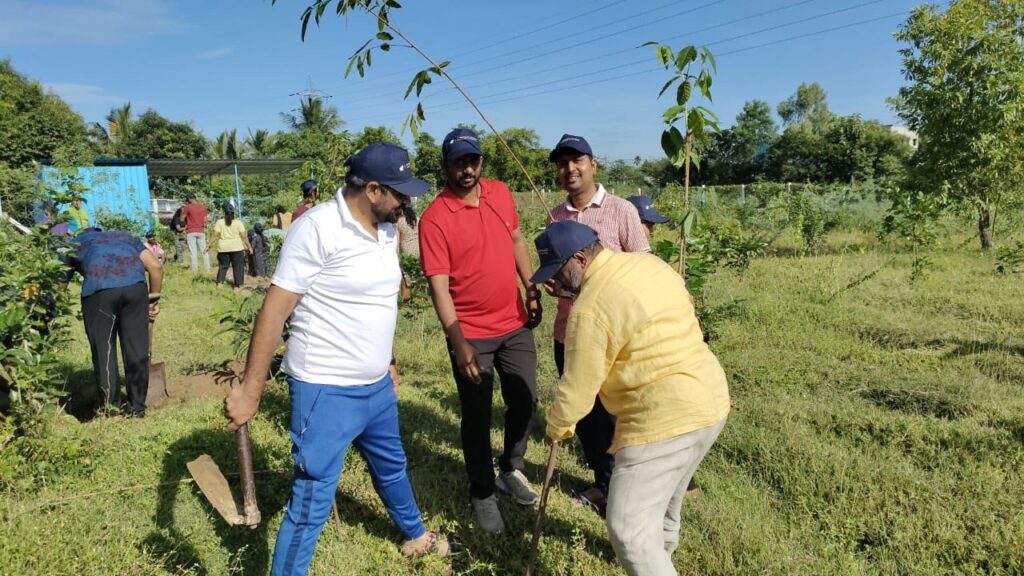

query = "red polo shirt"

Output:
[[181, 202, 208, 234], [419, 179, 527, 339]]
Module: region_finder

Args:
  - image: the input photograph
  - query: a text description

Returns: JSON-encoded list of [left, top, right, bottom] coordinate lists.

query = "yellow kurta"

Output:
[[546, 250, 730, 453]]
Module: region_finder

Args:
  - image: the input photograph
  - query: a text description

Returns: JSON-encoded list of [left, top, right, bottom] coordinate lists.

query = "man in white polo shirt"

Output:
[[224, 143, 452, 575]]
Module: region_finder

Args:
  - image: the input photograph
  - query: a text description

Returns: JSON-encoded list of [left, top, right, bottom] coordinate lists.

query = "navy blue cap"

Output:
[[300, 179, 317, 197], [530, 221, 600, 285], [345, 142, 430, 197], [626, 195, 669, 224], [442, 128, 482, 160], [548, 133, 593, 162]]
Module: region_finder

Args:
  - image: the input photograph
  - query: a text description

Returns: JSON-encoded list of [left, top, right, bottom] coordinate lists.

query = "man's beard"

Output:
[[553, 264, 584, 298], [372, 200, 401, 224]]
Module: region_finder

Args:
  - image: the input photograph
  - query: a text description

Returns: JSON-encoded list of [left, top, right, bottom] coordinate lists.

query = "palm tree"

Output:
[[211, 129, 240, 159], [245, 128, 274, 158], [90, 102, 133, 155], [281, 97, 344, 133]]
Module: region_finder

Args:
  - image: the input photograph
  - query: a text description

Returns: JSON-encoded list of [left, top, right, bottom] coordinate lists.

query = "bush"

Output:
[[0, 225, 75, 441]]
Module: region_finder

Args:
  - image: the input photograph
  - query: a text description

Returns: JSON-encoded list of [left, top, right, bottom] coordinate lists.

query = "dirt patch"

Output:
[[152, 359, 245, 408]]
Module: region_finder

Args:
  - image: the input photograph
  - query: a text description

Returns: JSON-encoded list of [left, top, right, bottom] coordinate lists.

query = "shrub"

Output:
[[0, 225, 75, 440]]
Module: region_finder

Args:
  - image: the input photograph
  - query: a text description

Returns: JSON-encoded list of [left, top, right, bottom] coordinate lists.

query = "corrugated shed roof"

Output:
[[146, 159, 307, 177]]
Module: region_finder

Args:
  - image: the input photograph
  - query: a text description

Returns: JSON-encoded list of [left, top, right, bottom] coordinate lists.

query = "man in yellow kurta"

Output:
[[532, 221, 730, 576]]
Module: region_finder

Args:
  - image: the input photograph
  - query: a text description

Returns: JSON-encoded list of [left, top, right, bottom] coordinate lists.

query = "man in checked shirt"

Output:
[[544, 133, 650, 514]]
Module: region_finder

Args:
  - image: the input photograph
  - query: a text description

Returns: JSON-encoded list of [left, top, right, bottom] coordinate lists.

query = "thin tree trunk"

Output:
[[678, 135, 693, 277], [978, 205, 992, 250]]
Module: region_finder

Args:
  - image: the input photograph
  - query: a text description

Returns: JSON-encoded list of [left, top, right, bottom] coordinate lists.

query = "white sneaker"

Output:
[[495, 469, 539, 506], [471, 495, 505, 534]]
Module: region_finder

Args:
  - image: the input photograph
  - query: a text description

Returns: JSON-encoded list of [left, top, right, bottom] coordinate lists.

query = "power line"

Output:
[[327, 0, 720, 110], [347, 7, 917, 128], [338, 0, 887, 118]]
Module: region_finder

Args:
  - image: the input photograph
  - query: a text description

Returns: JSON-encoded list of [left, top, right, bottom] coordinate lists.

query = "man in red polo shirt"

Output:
[[419, 128, 543, 535], [181, 193, 210, 272]]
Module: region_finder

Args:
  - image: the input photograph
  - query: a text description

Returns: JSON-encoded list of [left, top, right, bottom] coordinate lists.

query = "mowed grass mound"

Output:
[[1, 238, 1023, 575]]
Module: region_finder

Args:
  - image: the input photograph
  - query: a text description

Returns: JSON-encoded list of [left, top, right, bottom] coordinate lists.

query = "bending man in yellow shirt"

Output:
[[532, 221, 730, 576]]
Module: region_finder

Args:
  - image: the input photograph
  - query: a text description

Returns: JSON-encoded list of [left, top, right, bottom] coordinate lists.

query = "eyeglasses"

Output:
[[382, 185, 411, 205]]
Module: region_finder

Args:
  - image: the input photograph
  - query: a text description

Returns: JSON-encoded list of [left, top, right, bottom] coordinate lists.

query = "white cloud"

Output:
[[198, 46, 234, 60], [45, 83, 124, 108], [0, 0, 186, 46]]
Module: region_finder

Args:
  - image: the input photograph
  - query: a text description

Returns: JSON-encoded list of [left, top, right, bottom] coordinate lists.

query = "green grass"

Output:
[[2, 226, 1023, 575]]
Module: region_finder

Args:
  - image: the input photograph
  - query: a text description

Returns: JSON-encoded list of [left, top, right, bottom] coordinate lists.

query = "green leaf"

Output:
[[674, 46, 697, 71], [437, 60, 450, 69], [345, 56, 358, 78], [661, 126, 685, 166], [640, 40, 659, 47], [676, 81, 692, 106], [300, 7, 313, 41], [662, 104, 687, 124], [656, 45, 673, 68], [404, 75, 417, 99], [380, 43, 390, 51], [416, 102, 425, 121], [687, 108, 705, 135], [657, 77, 680, 98], [316, 1, 327, 20], [385, 0, 402, 7], [376, 31, 393, 41], [356, 56, 365, 77], [701, 47, 717, 72], [682, 210, 697, 236], [365, 47, 372, 67]]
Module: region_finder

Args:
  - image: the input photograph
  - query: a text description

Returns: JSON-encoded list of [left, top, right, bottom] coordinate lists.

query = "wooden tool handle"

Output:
[[235, 423, 261, 526], [526, 441, 559, 576]]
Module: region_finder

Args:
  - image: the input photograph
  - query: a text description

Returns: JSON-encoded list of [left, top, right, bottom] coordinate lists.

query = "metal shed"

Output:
[[38, 158, 152, 226]]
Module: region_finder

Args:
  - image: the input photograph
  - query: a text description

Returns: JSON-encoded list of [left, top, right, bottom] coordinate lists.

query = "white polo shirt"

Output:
[[273, 190, 401, 386]]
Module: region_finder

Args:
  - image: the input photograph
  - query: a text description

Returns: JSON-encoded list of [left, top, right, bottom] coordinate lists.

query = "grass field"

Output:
[[1, 216, 1023, 575]]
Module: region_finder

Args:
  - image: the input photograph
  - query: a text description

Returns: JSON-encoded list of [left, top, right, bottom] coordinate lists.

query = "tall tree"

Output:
[[352, 125, 401, 151], [412, 131, 442, 188], [119, 110, 207, 159], [777, 82, 832, 130], [0, 60, 89, 167], [211, 129, 241, 159], [281, 96, 344, 134], [245, 128, 274, 158], [894, 0, 1024, 249], [706, 99, 778, 183]]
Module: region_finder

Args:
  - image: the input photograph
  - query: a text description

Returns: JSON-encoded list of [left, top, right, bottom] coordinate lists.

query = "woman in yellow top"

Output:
[[204, 203, 252, 288]]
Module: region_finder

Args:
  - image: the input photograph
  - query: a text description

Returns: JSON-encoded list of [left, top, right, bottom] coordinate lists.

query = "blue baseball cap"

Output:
[[442, 128, 482, 161], [530, 221, 600, 284], [300, 179, 317, 197], [346, 142, 430, 197], [626, 195, 669, 224], [548, 133, 593, 162]]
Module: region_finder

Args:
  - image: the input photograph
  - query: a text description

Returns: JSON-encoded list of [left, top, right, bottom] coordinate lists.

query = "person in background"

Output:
[[626, 194, 701, 498], [65, 227, 163, 418], [248, 222, 270, 278], [292, 179, 318, 220], [534, 221, 729, 576], [273, 205, 292, 232], [144, 230, 166, 264], [205, 203, 252, 288], [169, 204, 187, 264], [546, 134, 650, 515], [181, 193, 210, 272], [64, 197, 89, 234], [418, 128, 542, 535], [224, 143, 452, 575]]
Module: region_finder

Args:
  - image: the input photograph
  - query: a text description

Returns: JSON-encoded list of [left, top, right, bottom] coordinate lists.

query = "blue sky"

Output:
[[1, 0, 929, 161]]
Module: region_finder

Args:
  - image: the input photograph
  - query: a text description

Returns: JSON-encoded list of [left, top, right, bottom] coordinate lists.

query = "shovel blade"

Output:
[[146, 361, 168, 407], [187, 454, 245, 525]]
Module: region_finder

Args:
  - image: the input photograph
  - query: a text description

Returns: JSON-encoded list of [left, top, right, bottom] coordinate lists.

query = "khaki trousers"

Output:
[[606, 418, 727, 576]]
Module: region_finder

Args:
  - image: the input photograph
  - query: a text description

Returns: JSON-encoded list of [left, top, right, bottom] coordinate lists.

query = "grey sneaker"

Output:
[[496, 469, 539, 506], [471, 495, 505, 534]]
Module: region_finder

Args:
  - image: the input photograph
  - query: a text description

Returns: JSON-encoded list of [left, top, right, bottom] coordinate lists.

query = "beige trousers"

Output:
[[605, 418, 727, 576]]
